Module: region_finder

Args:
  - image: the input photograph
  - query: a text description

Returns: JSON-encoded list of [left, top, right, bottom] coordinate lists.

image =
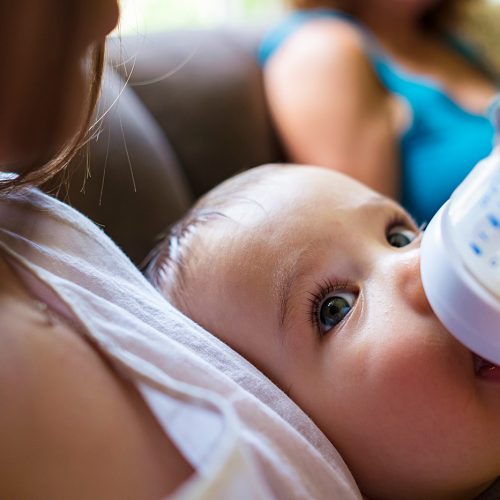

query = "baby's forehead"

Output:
[[221, 166, 376, 218], [203, 172, 383, 255], [189, 166, 390, 267]]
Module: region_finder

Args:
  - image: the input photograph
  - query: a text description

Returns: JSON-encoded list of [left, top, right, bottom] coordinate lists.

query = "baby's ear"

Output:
[[141, 236, 169, 289], [141, 217, 184, 291], [141, 209, 207, 294]]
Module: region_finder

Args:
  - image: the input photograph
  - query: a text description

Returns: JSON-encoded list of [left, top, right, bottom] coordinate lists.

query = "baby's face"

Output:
[[180, 166, 500, 499]]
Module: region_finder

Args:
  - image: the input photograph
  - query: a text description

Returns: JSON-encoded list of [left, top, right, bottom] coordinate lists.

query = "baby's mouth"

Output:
[[473, 354, 500, 381]]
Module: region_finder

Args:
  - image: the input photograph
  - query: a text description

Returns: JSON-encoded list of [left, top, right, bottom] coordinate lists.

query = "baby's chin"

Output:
[[361, 475, 499, 500]]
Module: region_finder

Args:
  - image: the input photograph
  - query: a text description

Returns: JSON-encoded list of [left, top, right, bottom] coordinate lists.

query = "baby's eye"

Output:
[[318, 291, 356, 334], [387, 225, 418, 248]]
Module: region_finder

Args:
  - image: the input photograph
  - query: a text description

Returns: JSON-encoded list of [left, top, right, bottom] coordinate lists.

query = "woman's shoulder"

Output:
[[0, 256, 191, 499], [263, 14, 374, 79], [263, 16, 383, 103], [260, 10, 369, 67]]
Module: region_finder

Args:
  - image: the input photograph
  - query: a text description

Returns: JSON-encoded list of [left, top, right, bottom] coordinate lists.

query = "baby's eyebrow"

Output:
[[275, 238, 332, 332]]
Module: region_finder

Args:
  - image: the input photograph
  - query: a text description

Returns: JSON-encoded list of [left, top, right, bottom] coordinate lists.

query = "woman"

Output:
[[259, 0, 498, 223], [0, 2, 363, 498], [0, 2, 193, 497]]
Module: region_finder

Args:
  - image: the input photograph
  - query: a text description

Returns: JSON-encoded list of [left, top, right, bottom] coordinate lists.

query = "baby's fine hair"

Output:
[[145, 164, 284, 309]]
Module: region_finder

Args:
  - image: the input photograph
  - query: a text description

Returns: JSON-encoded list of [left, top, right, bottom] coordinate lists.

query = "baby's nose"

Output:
[[395, 249, 433, 316]]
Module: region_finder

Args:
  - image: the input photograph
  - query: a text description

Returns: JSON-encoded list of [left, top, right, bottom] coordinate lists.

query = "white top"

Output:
[[0, 183, 362, 499]]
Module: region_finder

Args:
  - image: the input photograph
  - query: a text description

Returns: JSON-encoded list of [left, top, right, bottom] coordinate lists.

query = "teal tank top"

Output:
[[259, 9, 495, 224]]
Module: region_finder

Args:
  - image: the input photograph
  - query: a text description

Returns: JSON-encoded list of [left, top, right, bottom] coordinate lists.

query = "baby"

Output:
[[146, 164, 500, 500]]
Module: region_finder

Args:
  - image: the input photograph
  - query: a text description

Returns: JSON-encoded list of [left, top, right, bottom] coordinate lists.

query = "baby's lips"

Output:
[[474, 354, 500, 381]]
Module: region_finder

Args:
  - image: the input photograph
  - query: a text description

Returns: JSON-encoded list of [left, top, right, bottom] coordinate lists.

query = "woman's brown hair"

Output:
[[0, 45, 105, 193], [0, 0, 109, 193]]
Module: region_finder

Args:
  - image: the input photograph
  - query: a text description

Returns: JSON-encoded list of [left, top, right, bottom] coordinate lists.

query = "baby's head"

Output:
[[148, 164, 500, 499]]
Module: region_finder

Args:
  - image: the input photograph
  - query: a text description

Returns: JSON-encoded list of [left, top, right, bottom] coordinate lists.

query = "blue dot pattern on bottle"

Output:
[[468, 178, 500, 268]]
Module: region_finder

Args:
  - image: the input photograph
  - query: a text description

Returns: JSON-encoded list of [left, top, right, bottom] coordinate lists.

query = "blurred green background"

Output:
[[117, 0, 500, 35], [118, 0, 284, 34]]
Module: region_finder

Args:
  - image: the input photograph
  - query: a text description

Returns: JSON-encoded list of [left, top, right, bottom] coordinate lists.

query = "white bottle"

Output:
[[420, 145, 500, 364]]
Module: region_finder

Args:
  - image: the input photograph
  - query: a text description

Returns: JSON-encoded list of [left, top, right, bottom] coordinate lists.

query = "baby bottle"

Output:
[[420, 111, 500, 365]]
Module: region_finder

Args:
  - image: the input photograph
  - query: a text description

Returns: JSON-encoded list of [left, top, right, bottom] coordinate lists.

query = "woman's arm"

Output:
[[264, 19, 401, 199], [0, 259, 193, 499]]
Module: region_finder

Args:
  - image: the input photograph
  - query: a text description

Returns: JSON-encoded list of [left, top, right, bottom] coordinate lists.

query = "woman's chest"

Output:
[[382, 37, 497, 116]]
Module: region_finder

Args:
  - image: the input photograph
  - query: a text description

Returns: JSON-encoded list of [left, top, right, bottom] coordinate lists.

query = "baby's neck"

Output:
[[357, 9, 433, 54]]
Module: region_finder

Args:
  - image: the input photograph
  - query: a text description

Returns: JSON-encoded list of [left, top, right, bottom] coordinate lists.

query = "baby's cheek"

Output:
[[350, 337, 470, 443], [327, 337, 431, 438]]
